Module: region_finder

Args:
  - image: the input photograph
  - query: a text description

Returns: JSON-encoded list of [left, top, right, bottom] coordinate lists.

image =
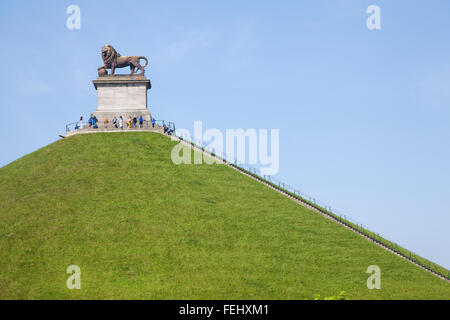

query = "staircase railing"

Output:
[[65, 119, 175, 132], [173, 132, 450, 281]]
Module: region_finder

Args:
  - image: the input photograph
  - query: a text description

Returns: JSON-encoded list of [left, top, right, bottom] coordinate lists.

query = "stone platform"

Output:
[[65, 126, 164, 138], [92, 74, 152, 122]]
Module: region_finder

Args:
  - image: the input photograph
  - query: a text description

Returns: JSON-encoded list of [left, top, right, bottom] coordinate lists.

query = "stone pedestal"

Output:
[[92, 74, 152, 121]]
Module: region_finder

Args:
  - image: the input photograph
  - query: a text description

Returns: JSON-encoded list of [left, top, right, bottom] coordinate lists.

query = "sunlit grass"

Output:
[[0, 132, 448, 299]]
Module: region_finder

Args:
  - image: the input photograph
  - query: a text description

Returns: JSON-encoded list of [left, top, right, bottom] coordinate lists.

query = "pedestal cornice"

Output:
[[92, 74, 151, 90]]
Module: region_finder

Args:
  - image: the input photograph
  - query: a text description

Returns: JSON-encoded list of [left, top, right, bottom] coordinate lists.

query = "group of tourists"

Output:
[[75, 115, 98, 129], [75, 115, 175, 134], [77, 114, 157, 130], [107, 115, 146, 129]]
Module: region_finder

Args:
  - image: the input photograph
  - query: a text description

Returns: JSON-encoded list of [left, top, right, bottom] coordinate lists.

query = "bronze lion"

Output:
[[99, 44, 148, 76]]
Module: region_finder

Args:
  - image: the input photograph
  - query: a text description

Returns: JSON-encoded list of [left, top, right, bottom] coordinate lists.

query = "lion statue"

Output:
[[98, 44, 148, 76]]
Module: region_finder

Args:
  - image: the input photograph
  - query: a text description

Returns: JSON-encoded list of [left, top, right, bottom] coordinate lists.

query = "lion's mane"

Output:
[[101, 45, 121, 68]]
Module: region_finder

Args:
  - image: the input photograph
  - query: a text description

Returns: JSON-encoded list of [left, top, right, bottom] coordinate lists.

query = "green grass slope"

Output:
[[0, 132, 448, 299]]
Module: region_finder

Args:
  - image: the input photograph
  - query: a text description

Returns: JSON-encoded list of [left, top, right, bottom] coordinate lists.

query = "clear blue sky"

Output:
[[1, 0, 449, 268]]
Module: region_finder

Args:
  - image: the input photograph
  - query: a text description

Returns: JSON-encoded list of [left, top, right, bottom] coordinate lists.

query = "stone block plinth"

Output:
[[92, 74, 152, 121]]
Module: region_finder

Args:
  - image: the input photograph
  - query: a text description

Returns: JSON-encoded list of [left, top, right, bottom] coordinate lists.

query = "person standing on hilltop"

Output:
[[152, 117, 155, 128], [79, 116, 83, 129], [92, 116, 98, 129], [104, 116, 109, 129], [119, 116, 123, 130], [139, 115, 143, 128]]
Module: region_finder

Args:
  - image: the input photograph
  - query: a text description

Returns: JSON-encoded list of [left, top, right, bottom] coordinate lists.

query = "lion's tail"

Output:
[[139, 56, 148, 68]]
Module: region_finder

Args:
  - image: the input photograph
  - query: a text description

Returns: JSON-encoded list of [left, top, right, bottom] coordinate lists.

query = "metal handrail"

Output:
[[174, 133, 450, 280], [65, 118, 174, 132]]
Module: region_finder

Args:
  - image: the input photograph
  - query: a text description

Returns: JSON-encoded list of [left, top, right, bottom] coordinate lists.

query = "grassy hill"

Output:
[[0, 132, 448, 299]]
